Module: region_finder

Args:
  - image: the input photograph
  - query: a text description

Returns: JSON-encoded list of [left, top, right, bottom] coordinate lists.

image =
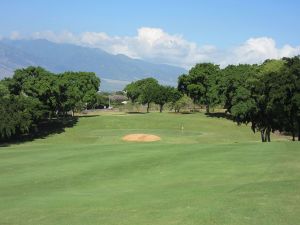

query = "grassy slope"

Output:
[[0, 112, 299, 225]]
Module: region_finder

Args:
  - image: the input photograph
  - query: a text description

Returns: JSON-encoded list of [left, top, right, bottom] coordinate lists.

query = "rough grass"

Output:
[[0, 112, 299, 225]]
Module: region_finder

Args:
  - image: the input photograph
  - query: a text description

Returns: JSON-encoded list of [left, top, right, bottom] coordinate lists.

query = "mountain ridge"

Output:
[[0, 39, 186, 90]]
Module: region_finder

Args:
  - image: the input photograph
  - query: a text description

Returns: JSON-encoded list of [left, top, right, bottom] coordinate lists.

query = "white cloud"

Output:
[[9, 28, 300, 69], [216, 37, 300, 67], [81, 32, 110, 45], [10, 31, 22, 40], [32, 30, 78, 44]]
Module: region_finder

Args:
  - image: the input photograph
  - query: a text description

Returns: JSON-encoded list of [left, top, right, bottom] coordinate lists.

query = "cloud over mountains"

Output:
[[7, 27, 300, 69]]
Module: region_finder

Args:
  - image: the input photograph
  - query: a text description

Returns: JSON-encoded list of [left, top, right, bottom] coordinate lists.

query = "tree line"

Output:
[[1, 56, 299, 142], [0, 67, 100, 141], [125, 56, 300, 142]]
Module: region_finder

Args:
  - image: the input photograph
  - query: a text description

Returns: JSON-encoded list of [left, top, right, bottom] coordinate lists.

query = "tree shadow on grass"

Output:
[[77, 115, 100, 118], [205, 112, 233, 120], [127, 112, 147, 114], [0, 116, 79, 147]]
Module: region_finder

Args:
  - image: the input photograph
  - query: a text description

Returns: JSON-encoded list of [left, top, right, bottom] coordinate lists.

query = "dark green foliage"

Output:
[[125, 78, 183, 113], [124, 78, 160, 112], [220, 64, 259, 113], [177, 74, 190, 94], [0, 82, 10, 97], [1, 56, 299, 143], [59, 71, 100, 113], [227, 58, 300, 142], [0, 66, 100, 141], [137, 78, 160, 113], [167, 87, 183, 112], [177, 57, 299, 142], [270, 57, 300, 140], [0, 95, 42, 139], [173, 95, 193, 113], [124, 82, 141, 103], [178, 63, 221, 113], [153, 85, 174, 112]]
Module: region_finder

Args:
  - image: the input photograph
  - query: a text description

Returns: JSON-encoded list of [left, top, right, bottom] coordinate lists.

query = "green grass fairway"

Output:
[[0, 112, 299, 225]]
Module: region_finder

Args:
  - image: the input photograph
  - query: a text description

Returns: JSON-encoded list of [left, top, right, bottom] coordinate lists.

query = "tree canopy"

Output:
[[176, 58, 300, 142], [178, 63, 221, 113], [0, 67, 100, 141]]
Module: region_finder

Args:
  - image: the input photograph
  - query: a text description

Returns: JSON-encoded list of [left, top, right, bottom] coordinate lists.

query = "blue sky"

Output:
[[1, 0, 299, 68]]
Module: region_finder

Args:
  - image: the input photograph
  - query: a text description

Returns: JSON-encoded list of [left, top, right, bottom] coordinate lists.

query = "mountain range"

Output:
[[0, 39, 186, 91]]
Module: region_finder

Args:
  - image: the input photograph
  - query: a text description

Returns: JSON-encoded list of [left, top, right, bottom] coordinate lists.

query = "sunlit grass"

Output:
[[0, 112, 299, 225]]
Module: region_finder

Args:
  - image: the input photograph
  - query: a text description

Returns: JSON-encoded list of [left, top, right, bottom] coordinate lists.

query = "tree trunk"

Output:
[[290, 118, 295, 141], [159, 104, 163, 113], [147, 102, 150, 113], [206, 105, 210, 114], [261, 129, 266, 142], [292, 131, 295, 141], [298, 118, 300, 141], [266, 128, 271, 142]]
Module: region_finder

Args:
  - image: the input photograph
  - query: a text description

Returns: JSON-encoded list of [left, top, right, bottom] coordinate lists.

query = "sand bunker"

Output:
[[122, 134, 161, 142]]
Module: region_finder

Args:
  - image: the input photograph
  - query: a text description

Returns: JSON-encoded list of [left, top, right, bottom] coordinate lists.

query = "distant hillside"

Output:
[[0, 39, 186, 90]]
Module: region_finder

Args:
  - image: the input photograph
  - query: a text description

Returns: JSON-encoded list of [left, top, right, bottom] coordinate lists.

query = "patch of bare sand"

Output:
[[122, 134, 161, 142]]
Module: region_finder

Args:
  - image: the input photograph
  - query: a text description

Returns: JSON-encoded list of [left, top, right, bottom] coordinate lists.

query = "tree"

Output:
[[230, 60, 285, 142], [0, 95, 42, 140], [153, 85, 173, 112], [0, 82, 9, 98], [124, 82, 141, 103], [220, 64, 259, 113], [283, 56, 300, 141], [173, 95, 193, 113], [256, 60, 286, 142], [138, 78, 159, 113], [6, 67, 56, 118], [59, 71, 100, 115], [270, 57, 300, 141], [168, 87, 183, 112], [95, 92, 109, 109], [178, 74, 190, 95], [178, 63, 220, 113], [0, 67, 101, 141], [124, 78, 159, 113]]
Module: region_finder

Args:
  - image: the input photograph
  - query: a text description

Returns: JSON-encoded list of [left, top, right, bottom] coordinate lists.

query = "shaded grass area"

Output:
[[0, 117, 79, 147], [0, 112, 299, 225], [205, 112, 233, 120]]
